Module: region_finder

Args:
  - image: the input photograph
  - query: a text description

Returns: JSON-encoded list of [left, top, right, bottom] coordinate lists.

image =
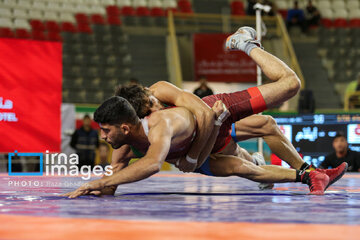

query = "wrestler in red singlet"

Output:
[[130, 87, 267, 160], [202, 87, 267, 153]]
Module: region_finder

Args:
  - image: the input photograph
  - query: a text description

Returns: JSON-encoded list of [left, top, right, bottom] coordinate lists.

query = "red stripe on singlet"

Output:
[[216, 134, 232, 153], [247, 87, 267, 114]]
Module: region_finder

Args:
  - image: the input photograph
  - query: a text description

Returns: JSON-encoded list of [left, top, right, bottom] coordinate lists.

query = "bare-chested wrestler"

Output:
[[62, 27, 346, 198]]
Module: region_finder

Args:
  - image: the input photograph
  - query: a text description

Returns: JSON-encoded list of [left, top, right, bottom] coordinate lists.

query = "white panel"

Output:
[[333, 9, 348, 19], [133, 0, 147, 7], [43, 11, 59, 21], [0, 17, 13, 27], [0, 8, 12, 18], [59, 12, 76, 23], [14, 18, 31, 29], [13, 9, 28, 19], [17, 0, 32, 9], [28, 9, 43, 19], [163, 0, 176, 8]]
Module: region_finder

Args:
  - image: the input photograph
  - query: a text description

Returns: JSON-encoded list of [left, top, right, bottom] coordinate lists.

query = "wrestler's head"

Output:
[[115, 84, 162, 118], [94, 96, 139, 149]]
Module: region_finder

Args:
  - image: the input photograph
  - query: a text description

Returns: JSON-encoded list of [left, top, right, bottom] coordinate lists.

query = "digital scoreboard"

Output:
[[272, 114, 360, 167]]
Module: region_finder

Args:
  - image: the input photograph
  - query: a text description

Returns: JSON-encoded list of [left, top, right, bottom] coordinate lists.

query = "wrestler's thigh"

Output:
[[234, 115, 273, 141], [257, 80, 293, 109]]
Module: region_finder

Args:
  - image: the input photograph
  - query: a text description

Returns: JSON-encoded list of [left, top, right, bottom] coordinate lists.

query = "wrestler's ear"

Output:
[[120, 124, 131, 135]]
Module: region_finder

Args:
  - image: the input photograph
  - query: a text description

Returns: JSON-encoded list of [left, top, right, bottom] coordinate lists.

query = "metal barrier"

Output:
[[167, 11, 183, 88]]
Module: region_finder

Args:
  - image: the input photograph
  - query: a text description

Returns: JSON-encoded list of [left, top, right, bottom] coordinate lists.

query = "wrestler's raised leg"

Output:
[[226, 27, 301, 108], [250, 48, 301, 108], [204, 28, 301, 129]]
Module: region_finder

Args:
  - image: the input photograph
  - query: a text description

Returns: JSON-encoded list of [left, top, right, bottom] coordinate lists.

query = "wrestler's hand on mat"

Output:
[[60, 179, 106, 198], [60, 188, 111, 197]]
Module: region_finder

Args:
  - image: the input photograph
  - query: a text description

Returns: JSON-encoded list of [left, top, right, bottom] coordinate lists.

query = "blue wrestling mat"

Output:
[[1, 173, 359, 240]]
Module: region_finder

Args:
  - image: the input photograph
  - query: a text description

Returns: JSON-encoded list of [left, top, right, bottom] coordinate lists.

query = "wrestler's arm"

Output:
[[102, 122, 171, 186], [150, 81, 215, 167], [197, 125, 221, 168], [97, 145, 134, 195], [66, 117, 173, 198], [197, 101, 230, 168], [61, 144, 134, 197]]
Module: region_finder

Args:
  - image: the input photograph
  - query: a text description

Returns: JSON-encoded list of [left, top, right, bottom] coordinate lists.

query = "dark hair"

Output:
[[94, 96, 139, 125], [114, 84, 152, 118], [129, 77, 139, 84], [334, 131, 346, 140], [83, 114, 91, 120]]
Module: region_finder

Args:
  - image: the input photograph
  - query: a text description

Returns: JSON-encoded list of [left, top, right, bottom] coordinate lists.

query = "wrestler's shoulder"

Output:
[[148, 107, 189, 125], [147, 110, 172, 127]]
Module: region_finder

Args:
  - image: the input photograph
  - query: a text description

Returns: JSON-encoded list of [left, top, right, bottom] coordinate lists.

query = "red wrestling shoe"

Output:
[[303, 171, 329, 195], [316, 162, 348, 190]]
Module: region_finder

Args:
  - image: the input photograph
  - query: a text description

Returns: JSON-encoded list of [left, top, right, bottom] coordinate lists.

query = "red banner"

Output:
[[0, 38, 62, 152], [193, 33, 257, 82]]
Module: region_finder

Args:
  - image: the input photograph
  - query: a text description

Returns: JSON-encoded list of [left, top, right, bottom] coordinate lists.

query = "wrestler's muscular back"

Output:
[[147, 107, 196, 162]]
